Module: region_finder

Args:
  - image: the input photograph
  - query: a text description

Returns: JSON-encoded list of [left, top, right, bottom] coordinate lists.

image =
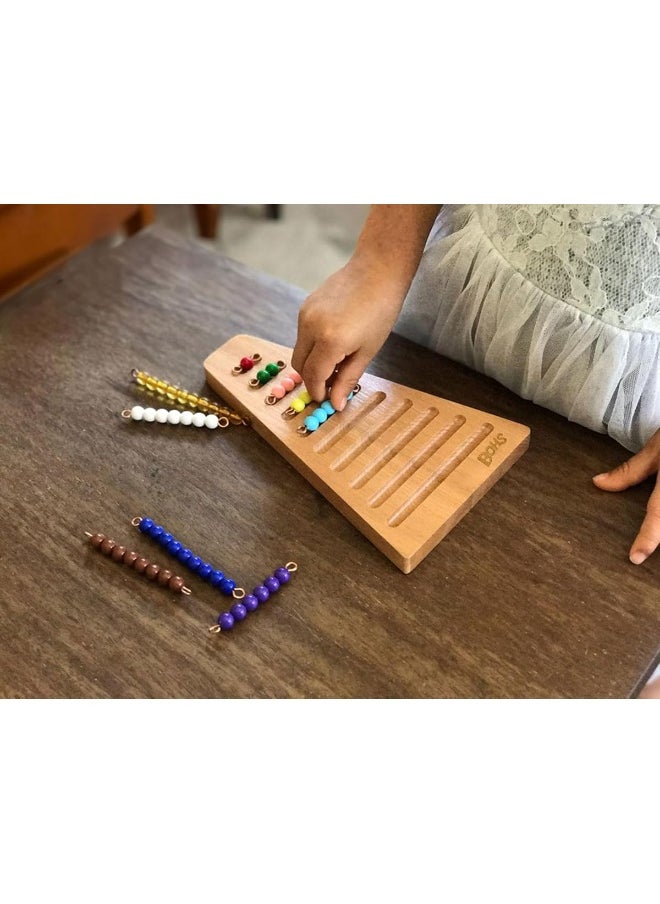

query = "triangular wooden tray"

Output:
[[205, 334, 530, 573]]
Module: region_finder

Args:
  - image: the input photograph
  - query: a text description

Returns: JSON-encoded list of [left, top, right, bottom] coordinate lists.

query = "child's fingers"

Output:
[[328, 351, 369, 412], [592, 436, 660, 492], [291, 317, 315, 378], [629, 476, 660, 564], [301, 341, 345, 403]]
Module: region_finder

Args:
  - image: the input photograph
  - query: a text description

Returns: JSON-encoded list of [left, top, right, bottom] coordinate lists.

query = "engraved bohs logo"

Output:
[[477, 433, 507, 466]]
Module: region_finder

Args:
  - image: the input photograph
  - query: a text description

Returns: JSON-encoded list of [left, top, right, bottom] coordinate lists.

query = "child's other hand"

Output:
[[592, 428, 660, 564]]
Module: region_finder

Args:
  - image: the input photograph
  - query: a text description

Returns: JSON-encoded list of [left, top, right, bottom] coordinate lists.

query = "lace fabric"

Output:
[[396, 205, 660, 451]]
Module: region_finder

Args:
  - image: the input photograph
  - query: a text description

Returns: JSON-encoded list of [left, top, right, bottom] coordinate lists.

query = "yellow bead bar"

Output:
[[282, 388, 314, 419], [131, 370, 247, 426]]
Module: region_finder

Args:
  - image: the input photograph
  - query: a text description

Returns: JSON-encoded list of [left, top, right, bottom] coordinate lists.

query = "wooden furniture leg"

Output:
[[194, 204, 221, 239], [124, 205, 154, 236]]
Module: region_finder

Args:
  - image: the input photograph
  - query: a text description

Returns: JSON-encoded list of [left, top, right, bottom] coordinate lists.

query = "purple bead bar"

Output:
[[212, 564, 295, 633]]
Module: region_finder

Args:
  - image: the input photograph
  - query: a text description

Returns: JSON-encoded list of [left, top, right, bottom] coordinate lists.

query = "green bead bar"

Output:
[[249, 360, 286, 389]]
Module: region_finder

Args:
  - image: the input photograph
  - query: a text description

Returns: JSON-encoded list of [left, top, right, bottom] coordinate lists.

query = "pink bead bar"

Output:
[[265, 370, 303, 406]]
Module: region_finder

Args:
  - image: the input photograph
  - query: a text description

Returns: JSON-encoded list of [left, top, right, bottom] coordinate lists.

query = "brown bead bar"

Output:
[[86, 532, 192, 595]]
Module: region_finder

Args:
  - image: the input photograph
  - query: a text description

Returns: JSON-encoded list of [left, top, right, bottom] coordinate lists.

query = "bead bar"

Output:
[[85, 532, 192, 595], [132, 517, 245, 599], [297, 385, 361, 435], [209, 563, 298, 633], [265, 370, 303, 405], [282, 388, 313, 419], [249, 361, 286, 388], [131, 369, 247, 426], [122, 406, 228, 429], [232, 353, 262, 375]]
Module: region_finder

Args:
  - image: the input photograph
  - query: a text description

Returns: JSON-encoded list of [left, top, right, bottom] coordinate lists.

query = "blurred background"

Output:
[[159, 204, 368, 291], [0, 204, 369, 303]]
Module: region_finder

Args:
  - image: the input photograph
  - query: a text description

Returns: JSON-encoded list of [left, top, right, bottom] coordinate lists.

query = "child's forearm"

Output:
[[351, 204, 441, 292], [292, 204, 441, 407]]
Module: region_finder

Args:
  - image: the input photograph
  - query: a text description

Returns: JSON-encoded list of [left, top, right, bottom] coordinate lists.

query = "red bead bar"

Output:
[[232, 353, 262, 375]]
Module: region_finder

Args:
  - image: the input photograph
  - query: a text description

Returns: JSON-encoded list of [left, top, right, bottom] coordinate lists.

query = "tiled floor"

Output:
[[156, 204, 369, 292]]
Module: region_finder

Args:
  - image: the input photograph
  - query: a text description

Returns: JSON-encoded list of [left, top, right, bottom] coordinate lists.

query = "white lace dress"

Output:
[[395, 205, 660, 452]]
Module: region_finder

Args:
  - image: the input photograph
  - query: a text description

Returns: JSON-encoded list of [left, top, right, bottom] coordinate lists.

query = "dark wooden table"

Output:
[[1, 227, 658, 697]]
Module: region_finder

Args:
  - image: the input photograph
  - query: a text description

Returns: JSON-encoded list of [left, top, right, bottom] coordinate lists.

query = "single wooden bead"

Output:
[[157, 568, 173, 586], [133, 556, 149, 573], [111, 544, 126, 562], [100, 538, 116, 555], [230, 602, 248, 621], [90, 533, 105, 548], [145, 563, 160, 580], [124, 551, 139, 567], [218, 612, 235, 630], [168, 575, 185, 593]]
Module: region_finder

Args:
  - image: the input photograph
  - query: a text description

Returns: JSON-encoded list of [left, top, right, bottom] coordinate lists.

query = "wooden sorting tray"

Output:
[[205, 334, 530, 573]]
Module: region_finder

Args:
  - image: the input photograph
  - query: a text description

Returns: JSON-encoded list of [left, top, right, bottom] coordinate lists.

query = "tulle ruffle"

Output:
[[395, 206, 660, 452]]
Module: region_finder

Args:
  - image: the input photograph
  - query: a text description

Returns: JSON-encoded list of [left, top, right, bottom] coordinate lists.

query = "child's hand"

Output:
[[592, 428, 660, 564], [292, 205, 440, 411], [292, 259, 406, 411]]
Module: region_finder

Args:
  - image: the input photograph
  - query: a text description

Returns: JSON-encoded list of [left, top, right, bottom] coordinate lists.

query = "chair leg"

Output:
[[194, 204, 222, 239], [124, 205, 154, 236]]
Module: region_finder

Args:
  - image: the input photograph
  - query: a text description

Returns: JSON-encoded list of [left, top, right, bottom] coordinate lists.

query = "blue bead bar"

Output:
[[135, 516, 240, 597]]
